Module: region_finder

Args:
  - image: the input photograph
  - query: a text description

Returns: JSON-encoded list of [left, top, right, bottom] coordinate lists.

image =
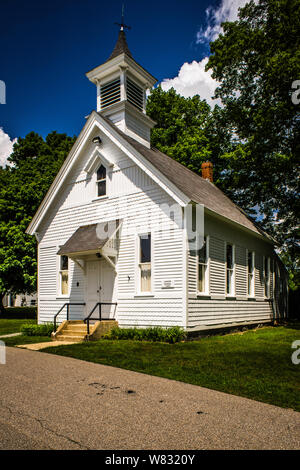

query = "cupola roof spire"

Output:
[[114, 4, 131, 32], [108, 30, 133, 61], [108, 5, 132, 61]]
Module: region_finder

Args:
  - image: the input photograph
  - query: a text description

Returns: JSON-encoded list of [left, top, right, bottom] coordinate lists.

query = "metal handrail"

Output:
[[53, 303, 86, 332], [84, 302, 117, 335]]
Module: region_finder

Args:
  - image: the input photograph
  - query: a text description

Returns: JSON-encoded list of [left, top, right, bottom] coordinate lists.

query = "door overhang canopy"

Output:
[[57, 220, 122, 266]]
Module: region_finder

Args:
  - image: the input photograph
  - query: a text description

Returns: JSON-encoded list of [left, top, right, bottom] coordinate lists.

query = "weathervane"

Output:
[[115, 4, 131, 31]]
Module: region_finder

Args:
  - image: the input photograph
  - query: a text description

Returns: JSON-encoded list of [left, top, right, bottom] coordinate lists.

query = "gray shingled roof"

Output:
[[100, 114, 270, 239], [57, 220, 120, 255]]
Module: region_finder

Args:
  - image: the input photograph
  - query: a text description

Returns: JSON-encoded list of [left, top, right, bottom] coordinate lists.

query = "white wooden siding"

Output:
[[117, 234, 136, 295], [187, 250, 197, 294], [188, 299, 273, 328], [37, 138, 185, 326], [36, 126, 280, 329], [117, 298, 184, 328], [126, 113, 150, 142], [187, 213, 276, 328], [38, 246, 86, 323], [153, 229, 183, 292], [39, 246, 57, 299]]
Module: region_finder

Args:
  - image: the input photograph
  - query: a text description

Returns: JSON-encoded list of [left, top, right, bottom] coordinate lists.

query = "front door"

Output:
[[86, 260, 101, 316], [86, 259, 116, 319], [101, 262, 116, 318]]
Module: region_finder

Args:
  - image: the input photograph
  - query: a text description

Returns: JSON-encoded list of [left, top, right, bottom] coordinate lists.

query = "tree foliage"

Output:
[[147, 1, 299, 288], [147, 86, 232, 183], [0, 131, 76, 311], [206, 0, 300, 287]]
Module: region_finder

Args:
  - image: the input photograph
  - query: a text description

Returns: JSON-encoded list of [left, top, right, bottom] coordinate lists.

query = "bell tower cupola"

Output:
[[86, 16, 157, 148]]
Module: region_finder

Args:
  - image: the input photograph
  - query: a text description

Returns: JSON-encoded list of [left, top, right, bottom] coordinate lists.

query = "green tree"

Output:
[[147, 86, 232, 182], [0, 131, 76, 313], [205, 0, 300, 287]]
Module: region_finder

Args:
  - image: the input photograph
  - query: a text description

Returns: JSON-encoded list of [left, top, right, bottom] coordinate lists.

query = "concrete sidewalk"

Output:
[[0, 332, 22, 339], [0, 347, 299, 450], [16, 341, 78, 350]]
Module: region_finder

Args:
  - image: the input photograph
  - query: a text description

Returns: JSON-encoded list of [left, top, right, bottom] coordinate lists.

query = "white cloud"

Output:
[[161, 0, 256, 106], [0, 128, 17, 167], [197, 0, 254, 44], [161, 57, 220, 107]]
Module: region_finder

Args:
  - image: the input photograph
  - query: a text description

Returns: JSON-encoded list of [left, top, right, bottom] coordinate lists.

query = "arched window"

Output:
[[96, 164, 106, 197]]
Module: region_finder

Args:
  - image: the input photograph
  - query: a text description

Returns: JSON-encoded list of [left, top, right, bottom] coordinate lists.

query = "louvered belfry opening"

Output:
[[100, 78, 121, 109], [126, 77, 144, 111]]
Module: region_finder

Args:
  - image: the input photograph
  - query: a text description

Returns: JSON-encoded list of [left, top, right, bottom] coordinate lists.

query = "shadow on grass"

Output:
[[280, 321, 300, 331]]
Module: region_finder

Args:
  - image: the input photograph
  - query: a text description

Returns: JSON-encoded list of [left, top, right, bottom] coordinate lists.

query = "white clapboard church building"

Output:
[[27, 27, 287, 340]]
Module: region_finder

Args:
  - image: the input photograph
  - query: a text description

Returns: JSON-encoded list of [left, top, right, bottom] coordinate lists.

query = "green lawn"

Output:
[[0, 318, 36, 336], [3, 335, 51, 346], [42, 324, 300, 411]]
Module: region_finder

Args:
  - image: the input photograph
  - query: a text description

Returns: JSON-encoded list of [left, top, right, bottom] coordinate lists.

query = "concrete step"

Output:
[[57, 330, 86, 336], [53, 320, 117, 342], [64, 325, 88, 332], [63, 329, 87, 335], [56, 334, 85, 342]]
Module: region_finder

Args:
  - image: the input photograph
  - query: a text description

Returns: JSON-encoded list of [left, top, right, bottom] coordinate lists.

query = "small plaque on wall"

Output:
[[161, 280, 175, 289]]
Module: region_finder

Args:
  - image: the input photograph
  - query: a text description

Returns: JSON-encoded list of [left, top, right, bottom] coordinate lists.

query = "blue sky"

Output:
[[0, 0, 247, 164]]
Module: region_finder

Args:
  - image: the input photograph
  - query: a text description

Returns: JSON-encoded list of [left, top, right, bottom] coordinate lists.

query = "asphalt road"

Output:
[[0, 347, 299, 450]]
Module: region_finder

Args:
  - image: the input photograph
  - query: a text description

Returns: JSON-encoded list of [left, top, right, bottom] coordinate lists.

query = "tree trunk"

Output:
[[0, 294, 6, 316]]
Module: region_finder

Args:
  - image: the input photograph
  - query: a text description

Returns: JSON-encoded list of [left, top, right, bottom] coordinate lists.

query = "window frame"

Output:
[[137, 233, 152, 295], [247, 250, 255, 297], [197, 235, 210, 296], [58, 255, 69, 297], [226, 243, 235, 297], [96, 163, 107, 198]]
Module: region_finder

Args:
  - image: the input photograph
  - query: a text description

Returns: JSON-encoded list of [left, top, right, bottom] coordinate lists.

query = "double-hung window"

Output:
[[60, 255, 69, 295], [226, 244, 235, 295], [198, 236, 208, 294], [264, 257, 270, 298], [139, 234, 151, 293], [248, 251, 255, 296], [96, 164, 106, 197]]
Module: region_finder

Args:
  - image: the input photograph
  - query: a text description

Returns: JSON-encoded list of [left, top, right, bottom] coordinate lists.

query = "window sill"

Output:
[[197, 292, 210, 297], [134, 293, 155, 298], [56, 295, 70, 299], [92, 195, 109, 202]]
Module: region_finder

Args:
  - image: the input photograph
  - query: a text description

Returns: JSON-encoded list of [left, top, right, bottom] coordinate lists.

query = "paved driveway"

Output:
[[0, 347, 299, 450]]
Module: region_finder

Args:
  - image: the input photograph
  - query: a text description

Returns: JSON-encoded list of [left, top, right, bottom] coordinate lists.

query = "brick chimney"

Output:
[[201, 161, 213, 182]]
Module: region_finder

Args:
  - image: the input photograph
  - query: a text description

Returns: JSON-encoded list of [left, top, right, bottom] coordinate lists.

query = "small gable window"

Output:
[[96, 164, 106, 197]]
